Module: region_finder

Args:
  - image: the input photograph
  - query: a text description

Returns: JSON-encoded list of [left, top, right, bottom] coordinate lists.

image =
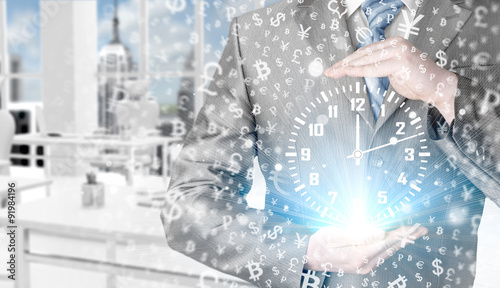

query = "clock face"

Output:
[[285, 82, 430, 227]]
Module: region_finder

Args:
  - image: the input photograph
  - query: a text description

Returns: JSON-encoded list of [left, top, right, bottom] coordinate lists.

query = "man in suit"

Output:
[[161, 0, 500, 287]]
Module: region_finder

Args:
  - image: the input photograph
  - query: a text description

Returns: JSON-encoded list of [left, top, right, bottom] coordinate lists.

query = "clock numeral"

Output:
[[328, 105, 338, 118], [309, 173, 319, 186], [404, 148, 415, 161], [378, 191, 387, 204], [397, 172, 408, 185], [328, 191, 338, 204], [380, 104, 386, 117], [308, 123, 324, 136], [350, 98, 365, 112], [301, 148, 311, 161], [396, 122, 406, 135]]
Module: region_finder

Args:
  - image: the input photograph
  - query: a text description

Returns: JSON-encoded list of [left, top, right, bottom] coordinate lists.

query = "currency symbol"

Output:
[[388, 274, 408, 288], [415, 273, 423, 282], [185, 240, 196, 254], [440, 18, 447, 27], [355, 27, 373, 44], [295, 233, 308, 249], [328, 0, 348, 18], [298, 24, 312, 40], [397, 10, 424, 39], [330, 18, 340, 31], [269, 170, 291, 196], [162, 200, 182, 224], [251, 104, 262, 116], [432, 258, 444, 276], [229, 103, 243, 118], [474, 6, 488, 28], [435, 50, 448, 68], [301, 270, 321, 288], [249, 222, 260, 235], [436, 226, 443, 235], [253, 60, 271, 81], [365, 6, 372, 15], [270, 12, 286, 27], [165, 0, 186, 14], [246, 260, 264, 281], [253, 13, 263, 26], [397, 223, 420, 248], [267, 225, 283, 240], [471, 214, 481, 235]]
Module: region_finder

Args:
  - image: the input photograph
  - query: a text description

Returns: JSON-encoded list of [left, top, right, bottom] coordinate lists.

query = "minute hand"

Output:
[[347, 132, 424, 159]]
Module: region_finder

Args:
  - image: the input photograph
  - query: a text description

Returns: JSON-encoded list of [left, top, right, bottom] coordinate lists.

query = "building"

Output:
[[97, 0, 137, 131]]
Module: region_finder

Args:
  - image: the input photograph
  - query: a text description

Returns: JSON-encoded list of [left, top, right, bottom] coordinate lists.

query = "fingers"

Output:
[[360, 225, 428, 273], [329, 59, 401, 79], [324, 36, 415, 79]]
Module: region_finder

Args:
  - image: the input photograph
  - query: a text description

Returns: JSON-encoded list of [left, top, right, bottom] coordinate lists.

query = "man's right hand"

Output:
[[304, 225, 428, 274]]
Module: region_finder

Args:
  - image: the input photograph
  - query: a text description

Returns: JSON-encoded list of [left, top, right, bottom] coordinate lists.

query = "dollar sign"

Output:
[[252, 13, 263, 26], [267, 225, 283, 240], [229, 103, 243, 118], [415, 273, 423, 282], [246, 261, 264, 281], [270, 13, 286, 27], [362, 278, 370, 287], [249, 222, 260, 235], [253, 60, 272, 81], [301, 270, 321, 288], [432, 258, 444, 276], [165, 0, 186, 14], [436, 50, 448, 68], [185, 240, 196, 254]]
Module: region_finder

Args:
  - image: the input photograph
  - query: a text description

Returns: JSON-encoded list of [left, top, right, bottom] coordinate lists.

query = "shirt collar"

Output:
[[345, 0, 417, 18]]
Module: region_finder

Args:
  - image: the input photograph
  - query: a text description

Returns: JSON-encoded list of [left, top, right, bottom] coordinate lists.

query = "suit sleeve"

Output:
[[427, 64, 500, 207], [160, 17, 311, 287]]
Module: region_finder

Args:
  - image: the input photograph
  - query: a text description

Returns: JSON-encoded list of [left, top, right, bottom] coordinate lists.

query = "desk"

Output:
[[0, 177, 52, 207], [10, 134, 181, 185], [0, 185, 250, 288]]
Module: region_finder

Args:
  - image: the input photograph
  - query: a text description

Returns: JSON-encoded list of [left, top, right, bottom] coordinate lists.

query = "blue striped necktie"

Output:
[[357, 0, 404, 120]]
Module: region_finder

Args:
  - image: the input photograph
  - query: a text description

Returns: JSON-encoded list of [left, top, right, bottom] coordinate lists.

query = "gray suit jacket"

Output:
[[161, 0, 500, 287]]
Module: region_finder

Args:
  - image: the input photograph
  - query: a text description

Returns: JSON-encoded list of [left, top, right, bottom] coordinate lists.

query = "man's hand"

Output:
[[304, 225, 428, 274], [324, 36, 457, 125]]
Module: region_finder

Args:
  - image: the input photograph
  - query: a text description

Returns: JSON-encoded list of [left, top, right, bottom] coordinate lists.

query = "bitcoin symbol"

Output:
[[246, 260, 264, 281], [253, 13, 263, 26], [229, 103, 243, 118], [436, 50, 448, 68], [252, 104, 262, 115], [330, 18, 340, 31], [270, 12, 286, 27], [267, 225, 283, 240], [436, 226, 443, 235], [165, 0, 186, 14], [388, 274, 408, 288], [301, 270, 321, 288], [253, 60, 272, 81], [432, 258, 444, 276]]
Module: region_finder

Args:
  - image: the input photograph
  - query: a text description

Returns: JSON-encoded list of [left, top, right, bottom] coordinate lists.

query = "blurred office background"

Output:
[[0, 0, 498, 287]]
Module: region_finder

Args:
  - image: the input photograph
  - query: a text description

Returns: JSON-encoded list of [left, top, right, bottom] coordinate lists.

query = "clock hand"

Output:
[[347, 132, 424, 159], [355, 114, 360, 166]]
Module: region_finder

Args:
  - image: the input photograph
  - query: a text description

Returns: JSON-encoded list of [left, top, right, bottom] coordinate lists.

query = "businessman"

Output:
[[161, 0, 500, 287]]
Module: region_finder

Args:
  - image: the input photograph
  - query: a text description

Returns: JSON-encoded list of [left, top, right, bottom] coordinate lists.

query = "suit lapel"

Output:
[[294, 0, 376, 129], [373, 0, 472, 133]]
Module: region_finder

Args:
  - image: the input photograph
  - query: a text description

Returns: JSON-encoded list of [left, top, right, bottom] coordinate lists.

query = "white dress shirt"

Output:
[[345, 0, 418, 48]]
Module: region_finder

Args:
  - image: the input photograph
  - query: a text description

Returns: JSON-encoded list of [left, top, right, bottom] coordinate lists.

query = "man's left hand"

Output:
[[324, 36, 457, 125]]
